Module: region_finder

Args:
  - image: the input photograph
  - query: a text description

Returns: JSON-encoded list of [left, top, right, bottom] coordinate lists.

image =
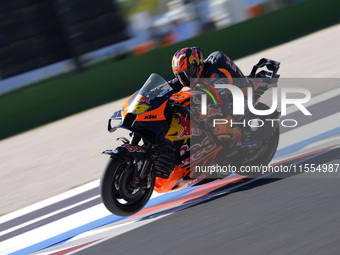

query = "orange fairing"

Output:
[[170, 92, 191, 104], [121, 93, 168, 122], [155, 166, 186, 192], [135, 101, 167, 122], [154, 145, 223, 193], [121, 93, 135, 117], [165, 92, 192, 142]]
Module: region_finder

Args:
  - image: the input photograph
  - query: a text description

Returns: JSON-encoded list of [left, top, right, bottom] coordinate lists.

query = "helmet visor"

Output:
[[175, 65, 197, 86]]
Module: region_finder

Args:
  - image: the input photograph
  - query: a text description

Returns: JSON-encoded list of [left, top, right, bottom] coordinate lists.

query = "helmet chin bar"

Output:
[[196, 64, 203, 79], [177, 72, 190, 86], [176, 64, 201, 87], [189, 64, 203, 87]]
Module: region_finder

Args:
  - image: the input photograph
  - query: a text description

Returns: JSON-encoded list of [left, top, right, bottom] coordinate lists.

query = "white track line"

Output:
[[278, 112, 340, 150], [0, 180, 99, 224], [285, 86, 340, 115], [1, 88, 339, 254]]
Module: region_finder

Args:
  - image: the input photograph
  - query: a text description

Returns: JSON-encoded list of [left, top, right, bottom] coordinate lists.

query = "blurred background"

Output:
[[0, 0, 305, 92], [0, 0, 338, 140]]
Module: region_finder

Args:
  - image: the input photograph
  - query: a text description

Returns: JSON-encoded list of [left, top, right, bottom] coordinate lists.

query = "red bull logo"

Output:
[[208, 107, 223, 117], [189, 50, 200, 65], [139, 96, 150, 104], [166, 113, 202, 142], [178, 115, 201, 139], [190, 49, 200, 65]]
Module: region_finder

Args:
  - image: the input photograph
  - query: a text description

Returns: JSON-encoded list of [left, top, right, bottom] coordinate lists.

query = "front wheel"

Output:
[[100, 157, 155, 216]]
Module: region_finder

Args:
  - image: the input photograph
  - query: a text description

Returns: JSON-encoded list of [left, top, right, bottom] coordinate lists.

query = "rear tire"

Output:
[[238, 102, 280, 177], [100, 157, 155, 216]]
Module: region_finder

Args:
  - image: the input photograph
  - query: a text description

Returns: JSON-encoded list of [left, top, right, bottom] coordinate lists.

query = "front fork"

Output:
[[129, 134, 154, 189]]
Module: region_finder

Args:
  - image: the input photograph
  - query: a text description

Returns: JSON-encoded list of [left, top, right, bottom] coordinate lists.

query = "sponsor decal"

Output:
[[182, 100, 190, 108], [157, 85, 173, 97], [122, 145, 146, 153], [133, 103, 150, 115], [208, 107, 223, 117], [144, 114, 157, 120], [139, 96, 150, 104], [190, 49, 200, 65], [241, 141, 259, 149], [180, 136, 217, 167], [173, 95, 186, 99], [178, 115, 201, 139], [193, 96, 201, 104]]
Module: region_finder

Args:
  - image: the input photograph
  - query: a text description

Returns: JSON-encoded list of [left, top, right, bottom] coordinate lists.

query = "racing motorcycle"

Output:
[[101, 58, 281, 216]]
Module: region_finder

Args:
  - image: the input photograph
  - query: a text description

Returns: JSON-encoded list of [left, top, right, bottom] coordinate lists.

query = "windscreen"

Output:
[[126, 73, 173, 115]]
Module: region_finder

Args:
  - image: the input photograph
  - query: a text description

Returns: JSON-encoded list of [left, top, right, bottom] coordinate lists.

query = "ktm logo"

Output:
[[144, 115, 157, 119]]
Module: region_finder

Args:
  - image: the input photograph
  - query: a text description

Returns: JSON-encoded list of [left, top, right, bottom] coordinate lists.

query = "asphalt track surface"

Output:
[[2, 89, 337, 234], [74, 81, 340, 254], [1, 24, 340, 255], [1, 24, 340, 215], [77, 151, 340, 255], [73, 25, 340, 254]]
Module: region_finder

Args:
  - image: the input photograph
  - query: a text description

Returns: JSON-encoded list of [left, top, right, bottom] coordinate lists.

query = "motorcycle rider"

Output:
[[169, 46, 249, 92], [154, 47, 254, 179], [170, 47, 253, 141]]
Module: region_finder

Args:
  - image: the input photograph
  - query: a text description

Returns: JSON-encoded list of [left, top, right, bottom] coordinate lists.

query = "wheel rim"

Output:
[[111, 159, 154, 210], [117, 164, 145, 203]]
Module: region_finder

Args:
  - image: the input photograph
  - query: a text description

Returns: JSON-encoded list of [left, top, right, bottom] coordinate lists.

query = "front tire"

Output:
[[100, 157, 155, 216]]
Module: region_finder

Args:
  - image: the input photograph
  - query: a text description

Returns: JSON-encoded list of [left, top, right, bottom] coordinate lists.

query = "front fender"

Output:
[[102, 145, 146, 161]]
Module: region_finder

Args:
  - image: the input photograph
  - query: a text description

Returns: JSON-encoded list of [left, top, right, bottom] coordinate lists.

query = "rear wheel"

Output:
[[100, 157, 155, 216], [238, 102, 280, 177]]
